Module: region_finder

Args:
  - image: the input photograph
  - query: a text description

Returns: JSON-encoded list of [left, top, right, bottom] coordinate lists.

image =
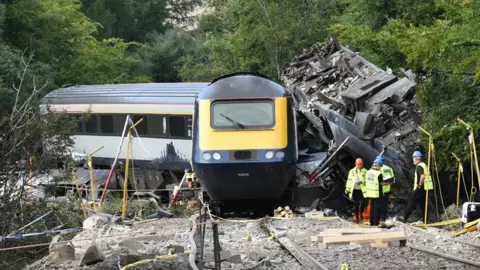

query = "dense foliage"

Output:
[[0, 0, 477, 167]]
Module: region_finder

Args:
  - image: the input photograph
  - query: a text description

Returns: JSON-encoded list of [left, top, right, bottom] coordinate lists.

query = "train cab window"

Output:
[[85, 115, 98, 134], [113, 115, 128, 135], [149, 115, 167, 136], [211, 100, 275, 129], [100, 115, 114, 134], [169, 116, 186, 137], [132, 115, 148, 136]]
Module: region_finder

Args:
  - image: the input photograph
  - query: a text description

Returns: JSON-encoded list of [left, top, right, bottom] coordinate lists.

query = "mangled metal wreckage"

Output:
[[283, 36, 422, 210]]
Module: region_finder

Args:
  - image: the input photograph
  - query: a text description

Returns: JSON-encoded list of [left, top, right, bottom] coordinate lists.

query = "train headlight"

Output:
[[213, 152, 221, 160], [265, 151, 274, 159], [275, 151, 285, 159], [202, 153, 211, 160]]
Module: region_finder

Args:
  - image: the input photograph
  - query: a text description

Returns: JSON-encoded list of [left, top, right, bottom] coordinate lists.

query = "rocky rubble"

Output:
[[25, 215, 194, 270], [199, 218, 303, 269]]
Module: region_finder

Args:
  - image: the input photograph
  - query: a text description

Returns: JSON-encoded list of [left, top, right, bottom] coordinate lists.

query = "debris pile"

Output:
[[25, 214, 193, 270], [283, 36, 422, 197]]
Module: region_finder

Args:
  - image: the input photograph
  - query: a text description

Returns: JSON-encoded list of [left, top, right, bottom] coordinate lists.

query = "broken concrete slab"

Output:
[[118, 239, 148, 253], [45, 244, 76, 266], [80, 244, 106, 266], [49, 235, 64, 253], [83, 214, 110, 231]]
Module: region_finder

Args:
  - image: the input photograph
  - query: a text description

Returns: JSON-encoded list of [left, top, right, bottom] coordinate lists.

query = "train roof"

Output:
[[198, 73, 290, 100], [41, 82, 210, 105]]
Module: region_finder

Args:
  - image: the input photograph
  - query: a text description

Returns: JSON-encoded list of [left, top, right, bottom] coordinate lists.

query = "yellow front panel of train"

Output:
[[198, 97, 288, 150]]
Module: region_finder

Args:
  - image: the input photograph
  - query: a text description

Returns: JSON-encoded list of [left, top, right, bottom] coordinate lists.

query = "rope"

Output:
[[128, 118, 156, 159], [120, 252, 192, 270]]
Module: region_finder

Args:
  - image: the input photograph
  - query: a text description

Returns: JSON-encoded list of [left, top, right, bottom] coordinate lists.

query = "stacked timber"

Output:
[[274, 206, 294, 219], [311, 228, 407, 248]]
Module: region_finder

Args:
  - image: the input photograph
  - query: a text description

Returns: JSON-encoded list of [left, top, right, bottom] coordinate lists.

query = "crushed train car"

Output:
[[283, 36, 422, 201]]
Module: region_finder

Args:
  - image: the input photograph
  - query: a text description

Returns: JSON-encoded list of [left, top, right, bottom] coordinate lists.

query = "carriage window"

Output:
[[69, 114, 83, 133], [114, 115, 128, 135], [186, 115, 193, 138], [100, 115, 114, 134], [85, 115, 98, 134], [149, 115, 166, 136], [132, 115, 148, 135], [169, 116, 186, 137], [211, 100, 275, 129]]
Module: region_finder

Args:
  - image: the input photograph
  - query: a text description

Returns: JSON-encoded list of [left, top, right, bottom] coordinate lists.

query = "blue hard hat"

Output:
[[412, 151, 422, 158], [374, 156, 383, 165], [375, 156, 384, 165]]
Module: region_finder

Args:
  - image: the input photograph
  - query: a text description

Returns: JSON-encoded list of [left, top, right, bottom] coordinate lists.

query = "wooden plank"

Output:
[[370, 240, 389, 248], [322, 230, 406, 245], [311, 233, 342, 242], [323, 228, 384, 234]]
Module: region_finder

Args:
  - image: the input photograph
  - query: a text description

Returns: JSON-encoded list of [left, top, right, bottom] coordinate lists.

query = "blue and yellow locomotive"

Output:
[[191, 72, 298, 209]]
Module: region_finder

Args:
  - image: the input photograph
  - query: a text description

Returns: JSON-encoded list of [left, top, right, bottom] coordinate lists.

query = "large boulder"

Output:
[[45, 244, 76, 266], [80, 244, 106, 266]]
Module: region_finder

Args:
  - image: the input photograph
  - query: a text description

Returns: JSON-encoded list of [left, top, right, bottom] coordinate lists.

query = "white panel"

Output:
[[72, 135, 192, 161]]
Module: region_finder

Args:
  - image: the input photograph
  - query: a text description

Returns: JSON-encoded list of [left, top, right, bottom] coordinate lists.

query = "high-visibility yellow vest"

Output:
[[414, 162, 433, 190], [381, 165, 395, 193], [365, 169, 381, 198], [345, 167, 367, 198]]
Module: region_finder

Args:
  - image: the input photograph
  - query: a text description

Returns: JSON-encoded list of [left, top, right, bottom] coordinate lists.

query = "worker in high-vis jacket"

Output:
[[402, 151, 434, 223], [365, 157, 384, 226], [375, 156, 395, 223], [345, 158, 368, 223]]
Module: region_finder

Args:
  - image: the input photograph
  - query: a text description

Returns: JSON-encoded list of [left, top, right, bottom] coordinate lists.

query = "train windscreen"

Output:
[[211, 99, 275, 129]]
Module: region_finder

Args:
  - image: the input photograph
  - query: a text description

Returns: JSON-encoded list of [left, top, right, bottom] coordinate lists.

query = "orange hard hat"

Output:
[[355, 158, 363, 168]]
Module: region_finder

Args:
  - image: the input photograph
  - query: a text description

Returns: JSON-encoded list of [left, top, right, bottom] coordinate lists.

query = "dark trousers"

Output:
[[369, 198, 381, 226], [380, 192, 390, 221], [404, 189, 431, 222], [352, 190, 366, 223]]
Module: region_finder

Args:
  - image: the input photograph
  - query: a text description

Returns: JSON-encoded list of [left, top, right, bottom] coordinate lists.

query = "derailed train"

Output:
[[191, 73, 298, 209], [41, 74, 298, 207]]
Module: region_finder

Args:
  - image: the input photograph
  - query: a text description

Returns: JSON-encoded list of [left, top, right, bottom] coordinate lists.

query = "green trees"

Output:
[[179, 0, 339, 81], [330, 0, 480, 166]]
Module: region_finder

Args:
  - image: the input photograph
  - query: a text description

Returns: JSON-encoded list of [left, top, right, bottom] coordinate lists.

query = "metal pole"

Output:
[[452, 153, 462, 207], [121, 118, 144, 224], [72, 170, 87, 218], [88, 146, 104, 213], [457, 118, 480, 196], [213, 222, 221, 270], [99, 115, 130, 205], [418, 126, 432, 224], [309, 137, 350, 181], [6, 210, 53, 238], [121, 131, 133, 225]]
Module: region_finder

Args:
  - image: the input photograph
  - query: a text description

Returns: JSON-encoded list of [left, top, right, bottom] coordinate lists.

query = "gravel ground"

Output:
[[270, 217, 479, 270], [27, 215, 480, 270], [199, 217, 303, 269]]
